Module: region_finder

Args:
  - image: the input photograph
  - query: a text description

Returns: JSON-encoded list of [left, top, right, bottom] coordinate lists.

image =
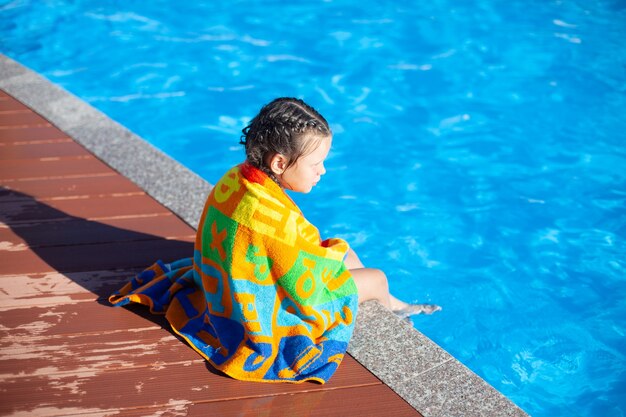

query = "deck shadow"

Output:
[[1, 187, 235, 378], [1, 187, 194, 296]]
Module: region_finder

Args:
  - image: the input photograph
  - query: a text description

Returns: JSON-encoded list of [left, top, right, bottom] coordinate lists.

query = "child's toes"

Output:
[[394, 303, 441, 318], [421, 304, 442, 314]]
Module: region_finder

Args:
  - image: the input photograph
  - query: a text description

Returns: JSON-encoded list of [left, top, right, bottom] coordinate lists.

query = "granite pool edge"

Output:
[[0, 54, 529, 417]]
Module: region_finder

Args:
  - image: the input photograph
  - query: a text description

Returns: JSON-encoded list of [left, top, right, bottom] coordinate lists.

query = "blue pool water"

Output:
[[2, 1, 625, 415]]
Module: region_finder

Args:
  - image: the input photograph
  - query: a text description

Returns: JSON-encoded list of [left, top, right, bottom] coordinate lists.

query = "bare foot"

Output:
[[388, 294, 441, 317], [393, 303, 442, 318]]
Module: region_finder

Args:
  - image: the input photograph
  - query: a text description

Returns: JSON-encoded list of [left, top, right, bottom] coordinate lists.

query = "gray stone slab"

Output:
[[395, 359, 528, 417], [349, 302, 528, 416], [348, 301, 451, 385], [0, 53, 530, 417], [0, 56, 28, 79]]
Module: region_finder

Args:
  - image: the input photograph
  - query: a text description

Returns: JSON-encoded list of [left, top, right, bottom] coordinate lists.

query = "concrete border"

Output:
[[1, 54, 529, 417]]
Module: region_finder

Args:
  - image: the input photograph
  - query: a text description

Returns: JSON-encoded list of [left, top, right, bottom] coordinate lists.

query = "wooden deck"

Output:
[[0, 89, 422, 416]]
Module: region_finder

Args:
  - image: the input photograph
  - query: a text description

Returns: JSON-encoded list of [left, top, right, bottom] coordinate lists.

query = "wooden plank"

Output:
[[0, 378, 413, 417], [0, 140, 87, 159], [0, 194, 172, 224], [13, 385, 421, 417], [0, 214, 195, 248], [0, 322, 373, 384], [0, 155, 113, 181], [0, 111, 49, 127], [0, 237, 194, 275], [0, 327, 202, 378], [0, 125, 70, 143], [0, 300, 163, 337], [0, 349, 380, 416], [0, 287, 101, 312], [0, 97, 30, 112], [172, 384, 421, 417], [0, 270, 142, 309], [0, 174, 145, 201]]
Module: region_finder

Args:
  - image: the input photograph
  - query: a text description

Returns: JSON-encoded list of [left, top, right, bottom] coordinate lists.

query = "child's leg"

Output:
[[350, 267, 392, 308], [351, 268, 429, 311], [345, 248, 392, 307], [346, 248, 441, 316]]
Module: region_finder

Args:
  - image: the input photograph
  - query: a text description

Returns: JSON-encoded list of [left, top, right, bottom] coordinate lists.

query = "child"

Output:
[[110, 97, 439, 384], [240, 97, 439, 316]]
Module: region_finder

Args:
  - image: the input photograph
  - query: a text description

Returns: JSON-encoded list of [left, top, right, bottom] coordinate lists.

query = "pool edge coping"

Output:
[[1, 54, 529, 417]]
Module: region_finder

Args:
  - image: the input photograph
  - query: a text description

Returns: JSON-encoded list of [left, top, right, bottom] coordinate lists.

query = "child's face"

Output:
[[280, 134, 331, 193]]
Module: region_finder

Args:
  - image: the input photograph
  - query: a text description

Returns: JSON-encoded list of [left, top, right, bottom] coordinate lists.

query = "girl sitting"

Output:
[[110, 97, 439, 384]]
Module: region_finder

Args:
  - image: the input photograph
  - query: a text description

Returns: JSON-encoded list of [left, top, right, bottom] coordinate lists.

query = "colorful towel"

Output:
[[110, 162, 358, 383]]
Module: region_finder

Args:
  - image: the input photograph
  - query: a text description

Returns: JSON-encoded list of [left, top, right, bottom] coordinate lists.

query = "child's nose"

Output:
[[319, 163, 326, 176]]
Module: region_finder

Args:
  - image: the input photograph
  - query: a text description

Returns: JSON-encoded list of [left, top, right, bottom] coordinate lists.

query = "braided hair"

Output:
[[240, 97, 331, 184]]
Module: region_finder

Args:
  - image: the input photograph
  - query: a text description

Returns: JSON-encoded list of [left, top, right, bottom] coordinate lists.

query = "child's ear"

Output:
[[269, 153, 288, 175]]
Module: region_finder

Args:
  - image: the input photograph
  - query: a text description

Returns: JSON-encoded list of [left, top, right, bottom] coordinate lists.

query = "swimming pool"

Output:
[[2, 1, 625, 415]]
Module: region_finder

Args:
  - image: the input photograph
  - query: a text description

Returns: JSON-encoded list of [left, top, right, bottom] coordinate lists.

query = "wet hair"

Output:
[[240, 97, 331, 183]]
